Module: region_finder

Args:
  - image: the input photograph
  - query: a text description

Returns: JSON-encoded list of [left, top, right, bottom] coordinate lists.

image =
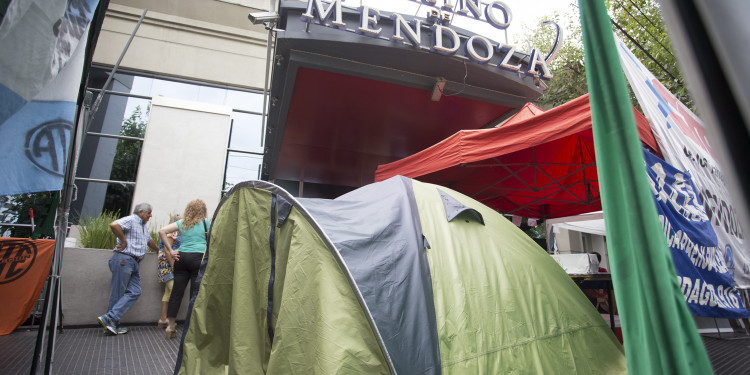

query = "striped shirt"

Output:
[[114, 214, 151, 258]]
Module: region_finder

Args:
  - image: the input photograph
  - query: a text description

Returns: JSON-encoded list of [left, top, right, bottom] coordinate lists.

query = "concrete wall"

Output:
[[59, 249, 741, 334], [61, 247, 190, 326], [131, 96, 232, 227], [93, 3, 269, 90], [591, 235, 609, 269], [556, 228, 584, 253]]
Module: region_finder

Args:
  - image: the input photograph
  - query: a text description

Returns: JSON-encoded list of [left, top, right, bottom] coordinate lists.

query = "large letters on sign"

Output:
[[300, 0, 553, 80]]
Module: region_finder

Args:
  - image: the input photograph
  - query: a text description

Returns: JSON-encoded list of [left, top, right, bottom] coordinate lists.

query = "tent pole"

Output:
[[579, 139, 592, 201]]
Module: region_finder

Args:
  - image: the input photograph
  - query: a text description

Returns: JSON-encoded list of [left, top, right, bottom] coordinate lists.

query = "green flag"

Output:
[[578, 0, 713, 373]]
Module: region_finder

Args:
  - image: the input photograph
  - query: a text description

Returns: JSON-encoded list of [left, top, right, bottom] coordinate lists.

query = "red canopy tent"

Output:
[[374, 94, 661, 219]]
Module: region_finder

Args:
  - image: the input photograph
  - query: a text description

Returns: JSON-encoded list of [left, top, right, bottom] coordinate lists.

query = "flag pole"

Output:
[[28, 91, 91, 375], [578, 0, 713, 373], [29, 8, 148, 375]]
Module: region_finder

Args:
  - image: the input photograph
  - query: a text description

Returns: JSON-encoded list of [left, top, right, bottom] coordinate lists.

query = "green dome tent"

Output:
[[175, 176, 626, 374]]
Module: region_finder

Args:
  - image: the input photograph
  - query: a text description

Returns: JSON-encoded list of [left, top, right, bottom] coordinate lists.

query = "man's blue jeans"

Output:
[[106, 252, 141, 324]]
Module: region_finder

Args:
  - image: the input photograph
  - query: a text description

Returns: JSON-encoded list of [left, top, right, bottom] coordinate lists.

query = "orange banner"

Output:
[[0, 238, 55, 335]]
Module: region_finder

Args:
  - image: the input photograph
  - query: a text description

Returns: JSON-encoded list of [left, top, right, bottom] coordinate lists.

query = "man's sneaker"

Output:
[[97, 314, 117, 335], [116, 326, 129, 335]]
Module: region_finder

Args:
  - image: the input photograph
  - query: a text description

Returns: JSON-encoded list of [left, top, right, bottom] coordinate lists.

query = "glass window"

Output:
[[87, 94, 150, 136], [77, 67, 267, 220], [108, 137, 144, 183], [103, 182, 137, 218], [229, 112, 264, 152], [75, 89, 149, 221], [225, 90, 264, 113], [122, 98, 151, 130], [86, 68, 111, 90], [224, 152, 263, 190], [88, 70, 142, 94], [130, 76, 154, 96], [197, 85, 228, 106], [150, 79, 201, 101], [72, 180, 135, 220]]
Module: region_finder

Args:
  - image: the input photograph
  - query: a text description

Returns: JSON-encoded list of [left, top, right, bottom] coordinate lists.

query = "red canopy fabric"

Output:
[[503, 101, 545, 123], [374, 94, 661, 219]]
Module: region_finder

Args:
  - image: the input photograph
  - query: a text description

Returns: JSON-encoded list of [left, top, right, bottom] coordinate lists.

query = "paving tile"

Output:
[[0, 325, 180, 375], [1, 325, 749, 374]]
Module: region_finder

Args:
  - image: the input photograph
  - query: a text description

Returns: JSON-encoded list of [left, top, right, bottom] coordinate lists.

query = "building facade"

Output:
[[78, 0, 550, 227], [76, 0, 271, 225]]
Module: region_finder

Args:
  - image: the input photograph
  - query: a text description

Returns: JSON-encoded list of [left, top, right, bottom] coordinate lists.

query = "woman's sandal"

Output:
[[157, 320, 168, 329], [165, 325, 177, 339]]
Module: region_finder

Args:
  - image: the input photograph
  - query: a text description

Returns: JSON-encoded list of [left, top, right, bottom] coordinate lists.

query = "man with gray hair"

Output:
[[97, 203, 159, 335]]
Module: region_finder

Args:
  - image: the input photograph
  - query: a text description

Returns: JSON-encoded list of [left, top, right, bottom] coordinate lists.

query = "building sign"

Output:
[[301, 0, 556, 81]]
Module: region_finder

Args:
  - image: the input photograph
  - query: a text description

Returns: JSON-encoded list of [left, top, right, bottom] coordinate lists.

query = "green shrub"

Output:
[[149, 223, 162, 252], [79, 211, 120, 249], [79, 211, 163, 252]]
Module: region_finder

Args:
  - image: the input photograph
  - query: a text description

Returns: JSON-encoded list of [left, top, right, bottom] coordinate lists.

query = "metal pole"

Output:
[[87, 8, 148, 126], [259, 21, 275, 150], [0, 223, 35, 228], [222, 119, 234, 198], [713, 318, 722, 339], [29, 251, 55, 375], [30, 8, 147, 374], [43, 265, 62, 374], [30, 209, 35, 235], [29, 91, 90, 375], [74, 177, 136, 185]]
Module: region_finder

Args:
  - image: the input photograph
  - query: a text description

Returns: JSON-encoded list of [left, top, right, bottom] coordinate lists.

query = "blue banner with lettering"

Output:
[[644, 149, 748, 318], [0, 0, 99, 195]]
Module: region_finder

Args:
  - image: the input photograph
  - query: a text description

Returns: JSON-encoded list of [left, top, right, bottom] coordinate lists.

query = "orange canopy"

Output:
[[375, 94, 660, 219]]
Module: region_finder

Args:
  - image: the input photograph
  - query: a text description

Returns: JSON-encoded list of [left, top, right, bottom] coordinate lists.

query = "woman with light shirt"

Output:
[[158, 199, 210, 339]]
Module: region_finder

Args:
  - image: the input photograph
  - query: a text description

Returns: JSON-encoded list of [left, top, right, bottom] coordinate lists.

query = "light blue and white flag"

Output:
[[616, 35, 750, 289], [0, 0, 99, 195]]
